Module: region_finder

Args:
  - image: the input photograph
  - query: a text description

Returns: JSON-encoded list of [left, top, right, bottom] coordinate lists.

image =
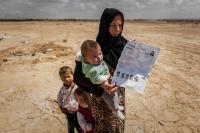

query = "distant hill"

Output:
[[0, 19, 199, 23]]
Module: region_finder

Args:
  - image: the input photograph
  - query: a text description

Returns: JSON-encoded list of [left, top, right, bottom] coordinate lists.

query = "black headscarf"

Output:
[[96, 8, 127, 69], [74, 8, 128, 97]]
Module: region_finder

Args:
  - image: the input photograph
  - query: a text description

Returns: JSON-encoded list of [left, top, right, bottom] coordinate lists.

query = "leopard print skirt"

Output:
[[91, 87, 125, 133]]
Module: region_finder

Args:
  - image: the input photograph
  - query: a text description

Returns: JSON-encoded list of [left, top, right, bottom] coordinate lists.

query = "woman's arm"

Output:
[[73, 61, 104, 97]]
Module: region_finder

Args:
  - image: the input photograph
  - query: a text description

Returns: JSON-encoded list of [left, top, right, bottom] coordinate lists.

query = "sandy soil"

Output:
[[0, 21, 200, 133]]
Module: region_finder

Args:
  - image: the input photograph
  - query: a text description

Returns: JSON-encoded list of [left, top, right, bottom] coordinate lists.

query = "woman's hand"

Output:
[[100, 80, 117, 94]]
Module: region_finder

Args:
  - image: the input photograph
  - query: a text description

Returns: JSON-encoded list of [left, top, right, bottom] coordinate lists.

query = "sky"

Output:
[[0, 0, 200, 19]]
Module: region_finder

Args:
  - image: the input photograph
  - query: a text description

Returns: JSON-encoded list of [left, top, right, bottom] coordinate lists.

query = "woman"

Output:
[[74, 8, 127, 133]]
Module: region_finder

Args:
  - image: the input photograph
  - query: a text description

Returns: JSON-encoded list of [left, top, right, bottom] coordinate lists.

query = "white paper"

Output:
[[112, 41, 160, 93]]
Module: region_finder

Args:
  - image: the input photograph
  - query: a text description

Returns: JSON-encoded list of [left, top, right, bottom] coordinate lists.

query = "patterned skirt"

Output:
[[91, 87, 125, 133]]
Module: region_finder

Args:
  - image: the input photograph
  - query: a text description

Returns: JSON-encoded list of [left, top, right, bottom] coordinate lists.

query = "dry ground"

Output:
[[0, 21, 199, 133]]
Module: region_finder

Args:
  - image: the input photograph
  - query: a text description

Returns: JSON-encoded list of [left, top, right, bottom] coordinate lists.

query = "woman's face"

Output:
[[108, 15, 123, 37]]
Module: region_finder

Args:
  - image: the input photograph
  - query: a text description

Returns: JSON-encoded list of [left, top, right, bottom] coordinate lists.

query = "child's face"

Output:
[[75, 95, 88, 108], [60, 72, 73, 86], [84, 46, 103, 65]]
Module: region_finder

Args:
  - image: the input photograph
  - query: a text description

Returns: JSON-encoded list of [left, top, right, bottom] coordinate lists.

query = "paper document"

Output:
[[112, 41, 160, 93]]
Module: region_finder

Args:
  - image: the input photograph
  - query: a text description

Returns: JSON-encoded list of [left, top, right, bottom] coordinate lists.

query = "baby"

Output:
[[76, 40, 124, 120]]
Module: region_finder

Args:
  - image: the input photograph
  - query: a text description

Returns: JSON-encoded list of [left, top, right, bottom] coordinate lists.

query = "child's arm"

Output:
[[57, 89, 63, 107], [59, 107, 68, 114], [77, 112, 93, 131], [57, 88, 68, 113]]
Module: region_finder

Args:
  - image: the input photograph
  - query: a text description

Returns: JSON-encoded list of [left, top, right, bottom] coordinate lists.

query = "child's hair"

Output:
[[74, 87, 91, 107], [81, 40, 99, 57], [59, 66, 73, 76]]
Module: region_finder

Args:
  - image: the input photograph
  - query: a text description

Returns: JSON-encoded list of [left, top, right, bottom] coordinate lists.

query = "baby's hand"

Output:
[[100, 80, 117, 94]]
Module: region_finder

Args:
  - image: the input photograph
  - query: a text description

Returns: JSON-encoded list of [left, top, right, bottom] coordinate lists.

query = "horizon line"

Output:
[[0, 18, 200, 22]]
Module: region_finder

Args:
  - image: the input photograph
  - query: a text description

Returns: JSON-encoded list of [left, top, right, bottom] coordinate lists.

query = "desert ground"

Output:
[[0, 21, 200, 133]]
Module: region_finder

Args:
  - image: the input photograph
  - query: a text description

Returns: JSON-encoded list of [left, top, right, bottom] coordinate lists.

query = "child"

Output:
[[76, 40, 125, 120], [57, 66, 81, 133], [74, 87, 95, 133]]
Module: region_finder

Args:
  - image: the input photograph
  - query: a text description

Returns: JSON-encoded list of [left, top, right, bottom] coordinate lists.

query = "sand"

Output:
[[0, 21, 200, 133]]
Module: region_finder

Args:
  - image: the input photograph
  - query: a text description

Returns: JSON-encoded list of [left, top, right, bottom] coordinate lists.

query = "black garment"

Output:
[[66, 112, 81, 133], [73, 8, 127, 97], [74, 61, 104, 97], [97, 8, 127, 69]]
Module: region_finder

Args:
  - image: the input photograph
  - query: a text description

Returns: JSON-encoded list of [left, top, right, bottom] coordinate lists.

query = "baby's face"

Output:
[[84, 46, 103, 65]]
